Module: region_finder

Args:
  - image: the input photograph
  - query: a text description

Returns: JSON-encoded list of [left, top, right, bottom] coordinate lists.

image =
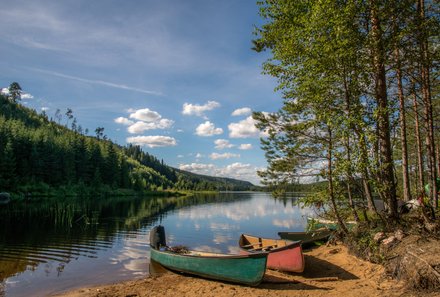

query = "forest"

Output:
[[0, 89, 257, 197], [252, 1, 439, 226]]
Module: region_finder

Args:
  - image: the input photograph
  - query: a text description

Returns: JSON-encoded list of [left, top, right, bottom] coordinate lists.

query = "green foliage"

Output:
[[346, 230, 383, 264], [253, 0, 439, 220], [8, 82, 22, 102]]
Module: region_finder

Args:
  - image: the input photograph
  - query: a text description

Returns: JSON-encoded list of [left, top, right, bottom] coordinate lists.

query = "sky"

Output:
[[0, 0, 283, 185]]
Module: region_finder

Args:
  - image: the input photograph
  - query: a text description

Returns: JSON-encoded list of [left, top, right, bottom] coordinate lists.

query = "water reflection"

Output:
[[163, 192, 314, 256], [0, 192, 313, 297]]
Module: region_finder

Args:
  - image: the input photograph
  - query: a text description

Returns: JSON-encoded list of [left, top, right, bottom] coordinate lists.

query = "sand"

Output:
[[52, 243, 435, 297]]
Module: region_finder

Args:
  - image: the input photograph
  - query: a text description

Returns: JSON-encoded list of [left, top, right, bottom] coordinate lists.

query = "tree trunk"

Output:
[[346, 181, 360, 222], [345, 142, 360, 222], [327, 127, 349, 234], [370, 2, 398, 218], [418, 0, 438, 208], [362, 176, 376, 211], [360, 137, 376, 212], [413, 87, 425, 193], [437, 146, 440, 182], [395, 47, 411, 201], [354, 127, 377, 212], [342, 71, 361, 222], [344, 67, 359, 222]]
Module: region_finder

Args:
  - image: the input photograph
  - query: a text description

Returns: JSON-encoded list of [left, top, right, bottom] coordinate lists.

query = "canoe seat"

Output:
[[242, 243, 260, 248], [248, 244, 276, 251], [263, 246, 276, 251]]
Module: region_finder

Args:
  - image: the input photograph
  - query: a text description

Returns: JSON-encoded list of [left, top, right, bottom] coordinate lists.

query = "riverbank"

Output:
[[6, 188, 189, 202], [52, 242, 434, 297]]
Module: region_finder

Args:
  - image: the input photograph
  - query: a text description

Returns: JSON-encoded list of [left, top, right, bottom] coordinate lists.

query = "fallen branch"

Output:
[[406, 250, 440, 280], [313, 277, 339, 282]]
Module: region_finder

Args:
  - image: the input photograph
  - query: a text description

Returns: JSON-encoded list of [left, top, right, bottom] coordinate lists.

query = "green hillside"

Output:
[[174, 168, 257, 191], [0, 88, 257, 197]]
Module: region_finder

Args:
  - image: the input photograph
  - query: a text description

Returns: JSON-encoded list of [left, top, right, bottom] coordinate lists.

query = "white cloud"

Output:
[[179, 163, 216, 175], [214, 139, 234, 150], [195, 153, 204, 159], [127, 122, 155, 134], [179, 162, 262, 185], [228, 116, 262, 138], [126, 136, 177, 148], [195, 121, 223, 137], [238, 144, 253, 150], [220, 163, 257, 180], [21, 93, 34, 100], [127, 119, 174, 134], [182, 101, 220, 118], [129, 108, 161, 122], [115, 108, 174, 133], [114, 117, 134, 126], [231, 107, 251, 116], [210, 153, 240, 160], [41, 107, 50, 111], [1, 88, 9, 95]]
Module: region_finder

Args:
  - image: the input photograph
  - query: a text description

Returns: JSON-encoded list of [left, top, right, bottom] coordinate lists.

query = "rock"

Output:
[[395, 229, 405, 241], [382, 236, 398, 249], [424, 222, 438, 233], [373, 232, 386, 243]]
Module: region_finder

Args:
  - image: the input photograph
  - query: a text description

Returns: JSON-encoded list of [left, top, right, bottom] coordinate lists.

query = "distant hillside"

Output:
[[174, 168, 259, 191], [0, 87, 257, 196]]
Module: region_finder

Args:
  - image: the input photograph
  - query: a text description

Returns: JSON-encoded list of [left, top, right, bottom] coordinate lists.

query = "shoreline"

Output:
[[51, 243, 429, 297]]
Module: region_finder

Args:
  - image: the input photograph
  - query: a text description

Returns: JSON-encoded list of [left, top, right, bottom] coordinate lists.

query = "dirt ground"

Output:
[[52, 243, 438, 297]]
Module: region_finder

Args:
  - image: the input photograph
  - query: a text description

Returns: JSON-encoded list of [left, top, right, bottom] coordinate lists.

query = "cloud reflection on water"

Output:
[[109, 234, 149, 275], [209, 222, 240, 231], [154, 193, 315, 256], [212, 233, 232, 244], [176, 196, 313, 225], [272, 219, 303, 229]]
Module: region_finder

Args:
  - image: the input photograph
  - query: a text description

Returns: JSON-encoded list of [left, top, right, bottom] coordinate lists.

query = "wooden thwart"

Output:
[[249, 244, 277, 251], [241, 243, 260, 248]]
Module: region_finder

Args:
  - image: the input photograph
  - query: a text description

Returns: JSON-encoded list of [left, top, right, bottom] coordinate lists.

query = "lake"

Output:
[[0, 192, 314, 297]]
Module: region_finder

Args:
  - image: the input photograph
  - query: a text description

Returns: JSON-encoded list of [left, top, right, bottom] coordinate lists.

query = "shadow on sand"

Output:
[[257, 251, 359, 291], [301, 254, 359, 280]]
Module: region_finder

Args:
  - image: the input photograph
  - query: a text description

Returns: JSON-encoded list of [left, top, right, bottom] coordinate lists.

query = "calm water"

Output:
[[0, 192, 314, 297]]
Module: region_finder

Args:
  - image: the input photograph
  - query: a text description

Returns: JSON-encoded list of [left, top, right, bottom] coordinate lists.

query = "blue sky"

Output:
[[0, 0, 282, 185]]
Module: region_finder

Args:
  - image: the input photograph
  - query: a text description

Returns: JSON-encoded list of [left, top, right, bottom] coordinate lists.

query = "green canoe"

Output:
[[149, 226, 268, 286], [278, 228, 333, 249]]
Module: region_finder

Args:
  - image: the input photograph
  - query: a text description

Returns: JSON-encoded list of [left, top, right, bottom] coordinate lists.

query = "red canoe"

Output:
[[238, 234, 305, 273]]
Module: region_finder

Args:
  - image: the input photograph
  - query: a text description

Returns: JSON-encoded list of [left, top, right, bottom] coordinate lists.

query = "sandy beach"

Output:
[[52, 242, 435, 297]]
